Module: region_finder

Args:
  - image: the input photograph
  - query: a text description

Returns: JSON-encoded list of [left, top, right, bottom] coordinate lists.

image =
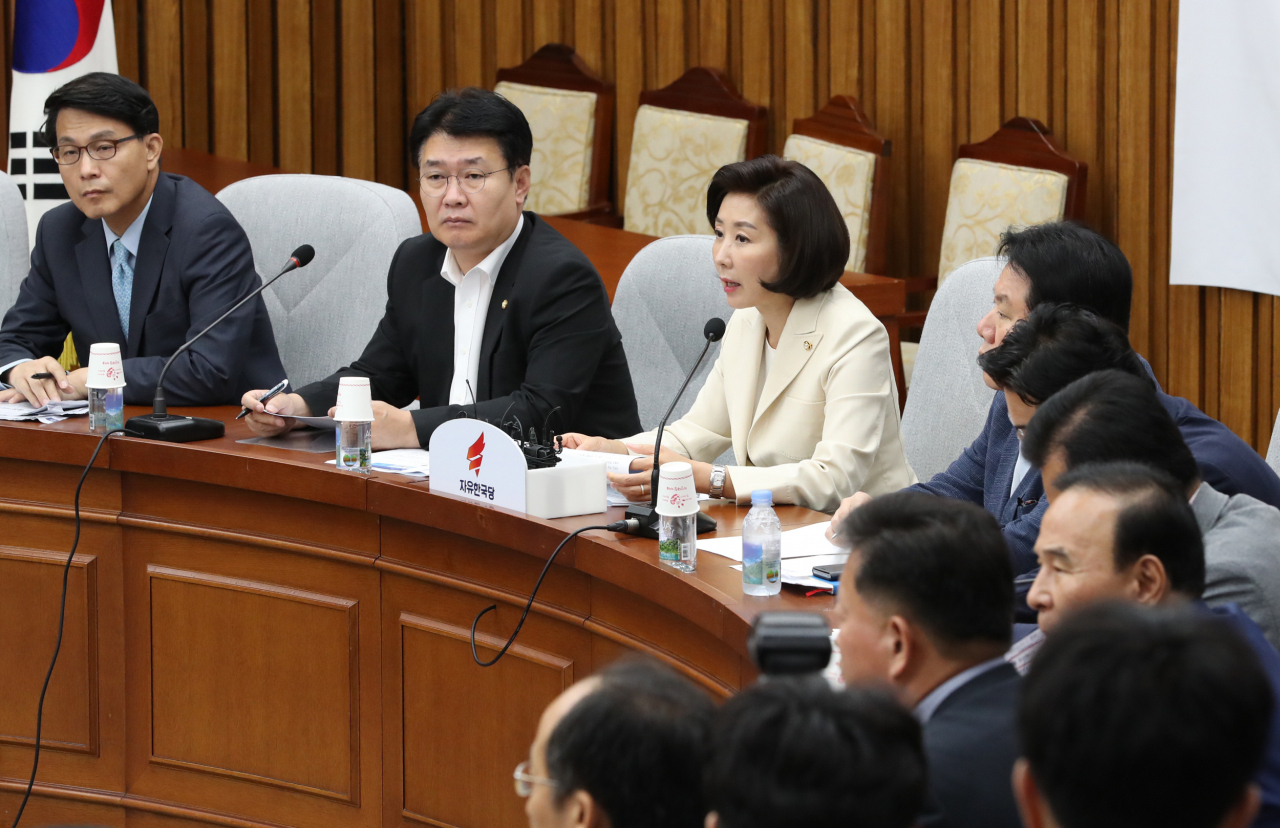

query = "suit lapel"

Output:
[[724, 311, 764, 464], [994, 427, 1021, 520], [476, 213, 534, 398], [752, 293, 826, 427], [126, 175, 175, 357], [74, 216, 125, 348]]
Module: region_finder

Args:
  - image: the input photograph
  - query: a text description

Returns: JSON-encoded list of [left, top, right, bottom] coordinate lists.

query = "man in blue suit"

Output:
[[830, 222, 1280, 579], [0, 72, 284, 407]]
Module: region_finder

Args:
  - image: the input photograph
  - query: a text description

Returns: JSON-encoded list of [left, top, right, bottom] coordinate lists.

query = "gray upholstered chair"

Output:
[[216, 174, 420, 388], [1268, 411, 1280, 476], [900, 256, 1003, 480], [611, 235, 730, 432], [0, 171, 28, 314]]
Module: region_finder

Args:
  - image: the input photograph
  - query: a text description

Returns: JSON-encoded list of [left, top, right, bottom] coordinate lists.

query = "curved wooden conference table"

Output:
[[0, 409, 835, 828]]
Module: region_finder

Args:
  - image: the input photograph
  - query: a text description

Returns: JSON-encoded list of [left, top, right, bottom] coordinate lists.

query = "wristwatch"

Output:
[[709, 464, 727, 499]]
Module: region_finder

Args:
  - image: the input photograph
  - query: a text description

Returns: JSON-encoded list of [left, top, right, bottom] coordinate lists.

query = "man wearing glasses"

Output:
[[244, 87, 640, 448], [0, 72, 285, 407]]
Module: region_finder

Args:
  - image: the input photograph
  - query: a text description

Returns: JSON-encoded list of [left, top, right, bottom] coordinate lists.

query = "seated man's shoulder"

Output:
[[520, 213, 598, 279], [166, 174, 250, 237], [1219, 492, 1280, 533]]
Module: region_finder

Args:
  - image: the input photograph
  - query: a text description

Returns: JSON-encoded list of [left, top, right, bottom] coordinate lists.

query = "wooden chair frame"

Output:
[[495, 43, 615, 219], [637, 67, 768, 160], [789, 94, 893, 276]]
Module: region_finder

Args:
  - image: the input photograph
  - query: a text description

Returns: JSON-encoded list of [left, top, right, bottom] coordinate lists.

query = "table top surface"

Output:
[[0, 408, 839, 640]]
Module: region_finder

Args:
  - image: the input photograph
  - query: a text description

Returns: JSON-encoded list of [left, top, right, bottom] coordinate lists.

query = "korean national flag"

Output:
[[8, 0, 119, 248]]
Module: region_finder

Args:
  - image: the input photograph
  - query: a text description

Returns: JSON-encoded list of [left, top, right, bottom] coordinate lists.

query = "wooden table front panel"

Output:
[[0, 417, 833, 828]]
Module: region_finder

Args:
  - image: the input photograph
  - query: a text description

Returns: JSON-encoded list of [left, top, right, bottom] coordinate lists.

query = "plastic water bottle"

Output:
[[742, 489, 782, 596], [659, 513, 698, 573], [336, 421, 372, 473], [88, 386, 124, 435]]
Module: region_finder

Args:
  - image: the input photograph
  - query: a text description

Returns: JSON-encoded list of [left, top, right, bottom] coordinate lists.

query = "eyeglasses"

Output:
[[513, 760, 556, 797], [419, 167, 511, 196], [50, 134, 143, 165]]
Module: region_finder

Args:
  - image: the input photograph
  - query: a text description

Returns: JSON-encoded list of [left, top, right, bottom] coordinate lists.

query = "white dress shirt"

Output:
[[439, 214, 523, 406], [1, 197, 154, 385]]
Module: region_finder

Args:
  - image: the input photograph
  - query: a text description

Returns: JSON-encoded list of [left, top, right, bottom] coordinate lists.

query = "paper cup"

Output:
[[84, 343, 126, 389], [655, 461, 700, 516], [334, 376, 375, 422]]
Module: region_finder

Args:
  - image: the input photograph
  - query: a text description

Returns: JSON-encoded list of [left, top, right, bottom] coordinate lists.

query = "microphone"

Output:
[[621, 317, 726, 539], [126, 244, 315, 442]]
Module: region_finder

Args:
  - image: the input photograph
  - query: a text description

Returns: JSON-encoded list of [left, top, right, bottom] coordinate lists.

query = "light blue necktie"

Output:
[[110, 239, 134, 339]]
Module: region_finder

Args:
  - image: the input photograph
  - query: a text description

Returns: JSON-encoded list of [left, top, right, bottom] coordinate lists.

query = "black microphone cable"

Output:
[[10, 426, 131, 828], [470, 519, 631, 667]]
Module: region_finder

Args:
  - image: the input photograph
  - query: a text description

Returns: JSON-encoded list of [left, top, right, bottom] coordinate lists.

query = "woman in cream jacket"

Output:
[[561, 156, 916, 512]]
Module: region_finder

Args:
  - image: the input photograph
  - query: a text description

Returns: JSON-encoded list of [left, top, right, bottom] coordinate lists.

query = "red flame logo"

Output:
[[467, 433, 485, 476]]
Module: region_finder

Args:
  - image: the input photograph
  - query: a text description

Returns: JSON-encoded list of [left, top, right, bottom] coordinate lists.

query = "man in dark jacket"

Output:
[[833, 491, 1022, 828], [244, 88, 640, 448]]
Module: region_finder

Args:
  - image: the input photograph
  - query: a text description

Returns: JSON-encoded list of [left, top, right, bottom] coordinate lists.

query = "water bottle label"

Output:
[[742, 540, 764, 585], [659, 538, 681, 562], [765, 560, 780, 583]]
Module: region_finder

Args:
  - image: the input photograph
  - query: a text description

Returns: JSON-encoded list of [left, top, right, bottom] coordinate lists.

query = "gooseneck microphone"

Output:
[[126, 244, 315, 443], [620, 317, 726, 539]]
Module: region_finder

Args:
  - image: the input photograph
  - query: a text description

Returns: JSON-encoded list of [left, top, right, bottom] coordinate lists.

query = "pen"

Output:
[[236, 378, 289, 420], [30, 372, 55, 380]]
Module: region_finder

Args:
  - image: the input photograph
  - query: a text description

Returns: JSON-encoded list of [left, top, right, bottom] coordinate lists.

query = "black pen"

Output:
[[30, 372, 55, 380], [236, 378, 289, 420]]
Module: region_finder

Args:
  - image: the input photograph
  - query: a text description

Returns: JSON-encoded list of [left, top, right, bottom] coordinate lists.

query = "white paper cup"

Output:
[[84, 343, 126, 389], [334, 376, 375, 422], [655, 461, 700, 516]]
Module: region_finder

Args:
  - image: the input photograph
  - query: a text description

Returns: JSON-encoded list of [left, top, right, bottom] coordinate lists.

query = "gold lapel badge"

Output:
[[803, 340, 813, 350], [501, 299, 509, 309]]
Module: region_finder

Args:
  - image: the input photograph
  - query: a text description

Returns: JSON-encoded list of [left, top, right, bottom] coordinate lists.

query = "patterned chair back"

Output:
[[782, 133, 877, 272], [936, 158, 1070, 285], [624, 105, 749, 237], [495, 81, 598, 216]]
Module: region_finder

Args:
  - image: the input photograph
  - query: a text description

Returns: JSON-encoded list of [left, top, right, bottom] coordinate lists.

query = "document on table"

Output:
[[559, 448, 636, 505], [697, 519, 842, 562], [0, 400, 90, 423], [731, 553, 848, 590], [280, 414, 340, 430], [325, 448, 430, 478]]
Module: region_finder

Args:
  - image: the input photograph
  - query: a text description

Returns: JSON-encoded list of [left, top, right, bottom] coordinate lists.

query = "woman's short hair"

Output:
[[706, 156, 850, 300]]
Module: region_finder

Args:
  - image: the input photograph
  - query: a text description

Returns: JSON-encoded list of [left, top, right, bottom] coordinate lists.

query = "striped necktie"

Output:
[[110, 238, 134, 339]]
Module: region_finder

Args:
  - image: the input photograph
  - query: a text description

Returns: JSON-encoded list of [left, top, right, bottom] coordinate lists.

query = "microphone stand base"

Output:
[[623, 504, 717, 539], [125, 413, 226, 443]]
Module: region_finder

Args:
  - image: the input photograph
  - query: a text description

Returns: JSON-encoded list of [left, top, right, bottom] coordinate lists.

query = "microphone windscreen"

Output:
[[704, 317, 727, 342], [290, 244, 316, 267]]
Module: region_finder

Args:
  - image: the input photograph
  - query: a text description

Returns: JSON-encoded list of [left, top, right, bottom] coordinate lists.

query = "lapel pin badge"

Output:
[[803, 340, 813, 350], [501, 299, 508, 309]]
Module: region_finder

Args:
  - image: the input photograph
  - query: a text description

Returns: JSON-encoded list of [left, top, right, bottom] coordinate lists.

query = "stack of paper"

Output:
[[326, 448, 430, 478], [558, 448, 637, 505], [0, 400, 90, 423], [697, 520, 842, 562]]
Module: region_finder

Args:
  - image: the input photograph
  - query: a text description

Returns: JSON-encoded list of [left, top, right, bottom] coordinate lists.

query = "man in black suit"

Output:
[[832, 491, 1021, 828], [0, 72, 285, 407], [243, 88, 641, 448]]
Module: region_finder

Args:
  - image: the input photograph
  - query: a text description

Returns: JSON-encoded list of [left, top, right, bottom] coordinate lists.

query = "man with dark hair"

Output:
[[982, 302, 1280, 516], [518, 658, 711, 828], [1014, 461, 1280, 826], [245, 87, 641, 448], [0, 72, 285, 406], [829, 221, 1135, 570], [1015, 603, 1272, 828], [1021, 369, 1280, 649], [704, 680, 926, 828], [833, 491, 1022, 828]]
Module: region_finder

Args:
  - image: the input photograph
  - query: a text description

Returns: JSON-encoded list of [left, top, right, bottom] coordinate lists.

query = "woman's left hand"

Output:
[[609, 444, 706, 502]]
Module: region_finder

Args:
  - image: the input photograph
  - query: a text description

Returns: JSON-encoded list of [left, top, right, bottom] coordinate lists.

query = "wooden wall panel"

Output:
[[1, 0, 1276, 452]]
